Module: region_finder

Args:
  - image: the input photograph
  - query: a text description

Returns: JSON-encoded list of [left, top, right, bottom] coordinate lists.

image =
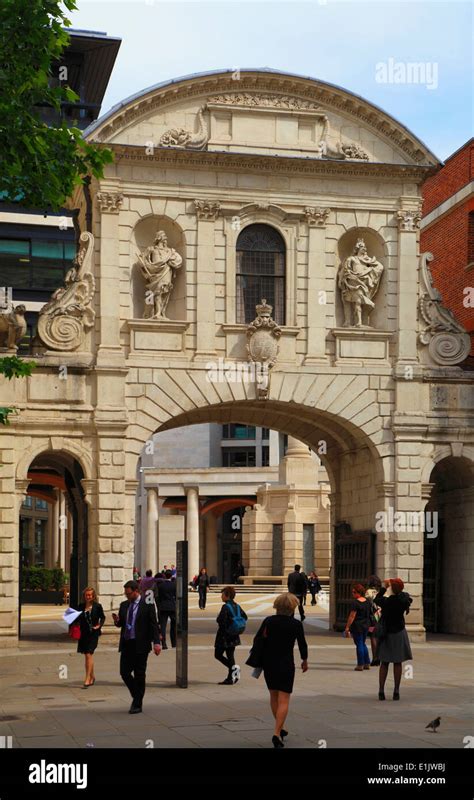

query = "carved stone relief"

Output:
[[37, 232, 95, 351], [418, 252, 471, 365], [160, 105, 209, 150], [0, 305, 27, 352], [246, 299, 282, 399]]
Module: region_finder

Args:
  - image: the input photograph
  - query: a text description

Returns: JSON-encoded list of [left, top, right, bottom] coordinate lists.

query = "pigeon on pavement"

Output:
[[425, 717, 441, 732]]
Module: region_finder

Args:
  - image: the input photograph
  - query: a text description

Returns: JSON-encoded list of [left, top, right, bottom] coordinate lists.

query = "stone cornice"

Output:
[[108, 143, 434, 181], [89, 72, 439, 165]]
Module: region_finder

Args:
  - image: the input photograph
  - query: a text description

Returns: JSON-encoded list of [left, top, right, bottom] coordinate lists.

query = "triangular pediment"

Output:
[[86, 69, 439, 166]]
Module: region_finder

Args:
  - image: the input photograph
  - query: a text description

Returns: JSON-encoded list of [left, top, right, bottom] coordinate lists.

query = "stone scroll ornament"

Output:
[[418, 252, 471, 366], [246, 299, 282, 400], [159, 105, 209, 151], [338, 238, 384, 327], [37, 232, 95, 351]]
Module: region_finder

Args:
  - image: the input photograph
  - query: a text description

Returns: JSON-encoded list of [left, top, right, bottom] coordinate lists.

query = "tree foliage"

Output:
[[0, 356, 36, 425], [0, 0, 113, 210]]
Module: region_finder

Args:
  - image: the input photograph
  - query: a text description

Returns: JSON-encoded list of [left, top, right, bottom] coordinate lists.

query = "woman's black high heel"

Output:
[[272, 735, 284, 748], [378, 691, 386, 700], [280, 729, 288, 739]]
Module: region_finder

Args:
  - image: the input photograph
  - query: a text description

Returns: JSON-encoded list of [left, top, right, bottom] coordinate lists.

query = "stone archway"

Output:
[[17, 450, 88, 639], [424, 455, 474, 634], [133, 397, 386, 631]]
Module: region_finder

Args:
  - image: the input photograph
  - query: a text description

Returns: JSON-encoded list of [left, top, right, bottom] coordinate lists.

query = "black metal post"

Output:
[[176, 540, 188, 688]]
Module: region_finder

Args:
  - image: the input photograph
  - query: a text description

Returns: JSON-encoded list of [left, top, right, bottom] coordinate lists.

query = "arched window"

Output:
[[236, 224, 286, 324]]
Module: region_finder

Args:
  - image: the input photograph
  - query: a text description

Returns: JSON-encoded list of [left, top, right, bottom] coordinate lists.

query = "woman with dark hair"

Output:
[[253, 593, 308, 748], [365, 574, 382, 666], [375, 578, 413, 701], [344, 582, 371, 670], [308, 571, 322, 605], [76, 587, 105, 687], [197, 567, 210, 609], [214, 586, 248, 685]]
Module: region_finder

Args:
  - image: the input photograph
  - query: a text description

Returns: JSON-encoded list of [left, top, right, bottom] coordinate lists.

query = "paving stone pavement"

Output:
[[1, 596, 473, 750]]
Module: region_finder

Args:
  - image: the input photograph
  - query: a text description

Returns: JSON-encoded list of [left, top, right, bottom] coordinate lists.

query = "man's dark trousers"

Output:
[[159, 610, 177, 647], [120, 639, 149, 708]]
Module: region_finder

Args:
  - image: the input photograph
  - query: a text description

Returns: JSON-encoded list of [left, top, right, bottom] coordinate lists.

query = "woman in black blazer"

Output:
[[254, 593, 308, 748], [76, 587, 105, 687]]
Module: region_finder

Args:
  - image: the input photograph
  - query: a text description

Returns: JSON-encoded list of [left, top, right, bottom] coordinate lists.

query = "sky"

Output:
[[69, 0, 473, 161]]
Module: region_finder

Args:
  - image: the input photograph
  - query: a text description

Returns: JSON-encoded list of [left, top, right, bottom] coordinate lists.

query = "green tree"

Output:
[[0, 356, 36, 425], [0, 0, 113, 210]]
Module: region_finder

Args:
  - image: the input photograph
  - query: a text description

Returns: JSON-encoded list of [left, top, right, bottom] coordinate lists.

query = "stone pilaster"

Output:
[[194, 200, 220, 359], [303, 207, 331, 365]]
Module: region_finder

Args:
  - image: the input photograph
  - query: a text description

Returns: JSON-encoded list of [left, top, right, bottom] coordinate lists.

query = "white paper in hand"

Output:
[[63, 607, 83, 625]]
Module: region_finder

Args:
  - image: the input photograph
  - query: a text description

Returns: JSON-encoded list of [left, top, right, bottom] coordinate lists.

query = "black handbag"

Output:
[[245, 632, 266, 668], [375, 619, 387, 642]]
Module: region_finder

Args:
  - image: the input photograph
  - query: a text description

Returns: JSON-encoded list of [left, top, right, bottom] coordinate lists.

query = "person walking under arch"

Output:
[[214, 586, 248, 684], [344, 583, 371, 670], [253, 593, 308, 748], [308, 571, 322, 605], [197, 567, 210, 609], [375, 578, 413, 701], [287, 565, 306, 621], [76, 587, 105, 688]]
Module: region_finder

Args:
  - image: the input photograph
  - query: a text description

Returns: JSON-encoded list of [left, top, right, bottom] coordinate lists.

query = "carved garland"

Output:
[[37, 232, 95, 352]]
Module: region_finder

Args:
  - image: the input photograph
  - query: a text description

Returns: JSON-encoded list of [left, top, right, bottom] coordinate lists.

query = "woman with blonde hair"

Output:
[[76, 587, 105, 688], [253, 592, 308, 748]]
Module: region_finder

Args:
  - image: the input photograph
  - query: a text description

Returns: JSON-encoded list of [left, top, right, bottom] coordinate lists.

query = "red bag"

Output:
[[69, 623, 81, 640]]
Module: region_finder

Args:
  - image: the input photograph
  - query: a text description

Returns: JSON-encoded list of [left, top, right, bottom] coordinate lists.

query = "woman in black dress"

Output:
[[76, 587, 105, 687], [254, 593, 308, 748], [375, 578, 413, 701]]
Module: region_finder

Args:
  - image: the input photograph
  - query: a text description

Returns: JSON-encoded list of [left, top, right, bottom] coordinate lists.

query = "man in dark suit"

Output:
[[157, 569, 177, 649], [287, 564, 306, 621], [113, 580, 162, 714]]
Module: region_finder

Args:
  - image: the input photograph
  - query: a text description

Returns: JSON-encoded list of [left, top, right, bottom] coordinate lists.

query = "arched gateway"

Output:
[[1, 70, 473, 646]]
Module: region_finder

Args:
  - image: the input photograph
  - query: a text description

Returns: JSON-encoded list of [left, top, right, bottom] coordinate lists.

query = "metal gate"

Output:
[[334, 524, 376, 631], [423, 516, 443, 632]]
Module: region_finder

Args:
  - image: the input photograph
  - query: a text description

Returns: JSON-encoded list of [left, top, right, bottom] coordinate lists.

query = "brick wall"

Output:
[[421, 139, 474, 355]]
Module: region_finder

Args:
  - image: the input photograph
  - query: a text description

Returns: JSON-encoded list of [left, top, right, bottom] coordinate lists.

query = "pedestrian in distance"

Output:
[[308, 571, 322, 605], [375, 578, 413, 701], [76, 587, 105, 688], [365, 574, 382, 666], [253, 593, 308, 748], [140, 569, 156, 601], [214, 586, 248, 685], [157, 569, 177, 649], [344, 582, 371, 670], [113, 580, 162, 714], [197, 567, 210, 609], [287, 564, 307, 621]]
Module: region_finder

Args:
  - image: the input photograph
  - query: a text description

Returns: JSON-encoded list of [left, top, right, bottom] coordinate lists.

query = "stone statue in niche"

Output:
[[136, 230, 183, 319], [338, 239, 384, 327]]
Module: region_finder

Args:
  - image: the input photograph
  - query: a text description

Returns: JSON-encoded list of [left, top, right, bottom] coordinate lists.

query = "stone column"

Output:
[[145, 488, 159, 574], [193, 200, 220, 359], [205, 514, 218, 578], [46, 501, 55, 568], [96, 191, 124, 365], [185, 485, 200, 582], [303, 207, 331, 364], [59, 491, 67, 571], [52, 488, 60, 568], [396, 205, 422, 366]]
